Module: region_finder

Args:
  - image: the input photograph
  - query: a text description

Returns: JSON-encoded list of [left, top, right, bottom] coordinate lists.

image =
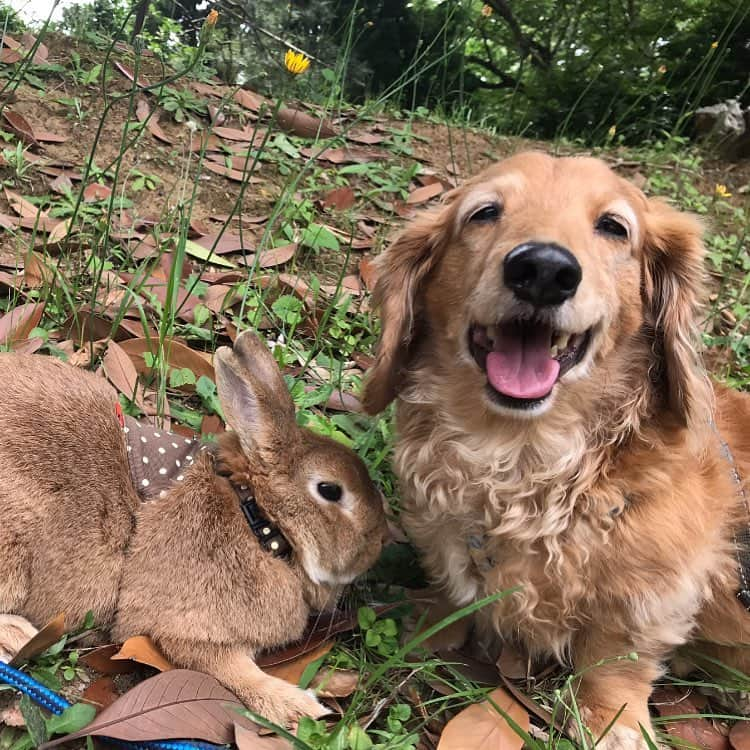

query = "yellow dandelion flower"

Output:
[[715, 184, 731, 199], [481, 4, 493, 17], [285, 49, 310, 75], [607, 124, 616, 138], [206, 9, 218, 27], [711, 41, 718, 49]]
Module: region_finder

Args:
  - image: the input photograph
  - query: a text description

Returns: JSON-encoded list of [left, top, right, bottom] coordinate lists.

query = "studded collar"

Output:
[[215, 473, 292, 559], [117, 404, 292, 560]]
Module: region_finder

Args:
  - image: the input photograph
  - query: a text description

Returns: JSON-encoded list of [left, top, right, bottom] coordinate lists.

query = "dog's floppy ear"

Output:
[[641, 199, 710, 427], [362, 207, 452, 414]]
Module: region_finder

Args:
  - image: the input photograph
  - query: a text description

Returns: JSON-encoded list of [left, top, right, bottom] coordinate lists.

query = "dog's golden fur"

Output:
[[364, 152, 750, 746]]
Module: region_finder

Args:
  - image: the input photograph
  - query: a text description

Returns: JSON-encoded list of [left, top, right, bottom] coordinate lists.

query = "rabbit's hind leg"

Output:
[[0, 614, 37, 663], [0, 518, 31, 614]]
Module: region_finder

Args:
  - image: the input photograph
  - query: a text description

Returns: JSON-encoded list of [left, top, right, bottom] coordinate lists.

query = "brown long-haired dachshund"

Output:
[[364, 151, 750, 748]]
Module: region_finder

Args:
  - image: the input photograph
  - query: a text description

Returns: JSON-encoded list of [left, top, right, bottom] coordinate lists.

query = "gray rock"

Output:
[[694, 98, 750, 160]]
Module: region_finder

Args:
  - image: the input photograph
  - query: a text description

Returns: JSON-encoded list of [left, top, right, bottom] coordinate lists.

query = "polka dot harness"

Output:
[[116, 403, 291, 559], [121, 412, 202, 500]]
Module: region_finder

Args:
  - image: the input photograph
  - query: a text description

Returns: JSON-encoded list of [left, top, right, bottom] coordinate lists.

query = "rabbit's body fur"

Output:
[[0, 334, 386, 725]]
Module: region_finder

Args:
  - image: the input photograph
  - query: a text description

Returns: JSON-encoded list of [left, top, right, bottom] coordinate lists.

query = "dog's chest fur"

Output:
[[395, 401, 734, 659]]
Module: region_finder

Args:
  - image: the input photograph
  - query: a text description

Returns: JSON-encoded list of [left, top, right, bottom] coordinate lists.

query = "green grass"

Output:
[[0, 15, 748, 750]]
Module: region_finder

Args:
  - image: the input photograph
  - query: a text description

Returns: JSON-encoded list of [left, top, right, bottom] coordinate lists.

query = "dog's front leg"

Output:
[[571, 631, 660, 750], [158, 636, 326, 728]]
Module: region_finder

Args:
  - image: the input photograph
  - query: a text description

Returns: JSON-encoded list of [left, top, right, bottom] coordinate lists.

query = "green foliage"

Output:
[[0, 3, 26, 35]]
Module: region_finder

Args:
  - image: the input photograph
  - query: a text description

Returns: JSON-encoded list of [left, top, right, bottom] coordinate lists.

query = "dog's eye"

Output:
[[316, 482, 343, 502], [469, 203, 501, 224], [596, 214, 629, 239]]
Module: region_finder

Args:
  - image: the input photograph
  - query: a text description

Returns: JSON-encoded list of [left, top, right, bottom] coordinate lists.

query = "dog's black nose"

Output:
[[503, 242, 582, 306]]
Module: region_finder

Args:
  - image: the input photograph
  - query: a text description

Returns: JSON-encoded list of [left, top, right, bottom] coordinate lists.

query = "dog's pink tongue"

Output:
[[486, 327, 559, 399]]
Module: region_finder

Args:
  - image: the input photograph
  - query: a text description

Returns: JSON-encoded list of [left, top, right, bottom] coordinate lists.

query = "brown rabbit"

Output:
[[0, 331, 387, 726]]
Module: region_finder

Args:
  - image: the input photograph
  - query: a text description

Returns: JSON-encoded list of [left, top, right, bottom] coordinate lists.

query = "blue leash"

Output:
[[0, 661, 223, 750]]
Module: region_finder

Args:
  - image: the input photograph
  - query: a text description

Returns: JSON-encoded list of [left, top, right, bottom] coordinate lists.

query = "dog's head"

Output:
[[363, 151, 708, 426]]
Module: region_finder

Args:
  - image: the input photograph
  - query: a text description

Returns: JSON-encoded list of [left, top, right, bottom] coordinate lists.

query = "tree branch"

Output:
[[485, 0, 552, 69], [466, 55, 523, 90]]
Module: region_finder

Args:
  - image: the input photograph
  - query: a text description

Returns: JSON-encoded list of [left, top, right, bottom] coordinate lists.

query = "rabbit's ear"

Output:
[[214, 342, 296, 454], [231, 330, 296, 415]]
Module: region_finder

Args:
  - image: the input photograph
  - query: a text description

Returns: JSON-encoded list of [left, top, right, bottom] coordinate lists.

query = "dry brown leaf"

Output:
[[201, 413, 225, 436], [2, 110, 39, 147], [82, 676, 120, 713], [135, 99, 172, 144], [12, 337, 44, 355], [359, 257, 380, 291], [233, 88, 267, 112], [0, 301, 45, 347], [309, 668, 359, 698], [4, 187, 46, 219], [265, 641, 332, 685], [496, 645, 527, 681], [203, 284, 236, 314], [112, 635, 174, 672], [189, 132, 222, 152], [61, 310, 135, 344], [347, 131, 385, 145], [301, 146, 387, 165], [102, 340, 146, 410], [437, 687, 529, 750], [0, 699, 25, 727], [20, 32, 48, 63], [323, 389, 362, 413], [277, 106, 337, 139], [277, 273, 316, 307], [730, 720, 750, 750], [212, 125, 255, 141], [83, 183, 112, 202], [10, 613, 66, 666], [117, 337, 215, 383], [193, 231, 252, 255], [252, 243, 298, 269], [0, 48, 21, 63], [321, 186, 356, 211], [234, 722, 291, 749], [40, 669, 256, 747], [81, 644, 138, 675], [0, 212, 19, 230], [114, 61, 149, 87], [652, 686, 730, 750], [23, 250, 51, 288], [68, 339, 107, 369], [407, 182, 444, 205], [203, 159, 263, 183], [35, 130, 67, 143], [47, 217, 71, 244], [49, 173, 74, 195]]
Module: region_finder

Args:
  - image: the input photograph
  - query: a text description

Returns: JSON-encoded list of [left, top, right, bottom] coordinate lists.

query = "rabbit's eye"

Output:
[[317, 482, 343, 502]]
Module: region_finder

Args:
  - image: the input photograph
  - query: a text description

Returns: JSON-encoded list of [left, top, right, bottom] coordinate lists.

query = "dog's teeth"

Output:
[[554, 332, 571, 350], [486, 325, 497, 342], [550, 345, 559, 358]]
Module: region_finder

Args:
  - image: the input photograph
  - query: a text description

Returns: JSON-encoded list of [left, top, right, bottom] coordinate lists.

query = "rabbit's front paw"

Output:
[[0, 614, 38, 663], [244, 680, 327, 727]]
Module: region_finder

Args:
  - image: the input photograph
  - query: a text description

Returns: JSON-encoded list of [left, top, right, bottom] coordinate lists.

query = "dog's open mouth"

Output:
[[469, 321, 591, 408]]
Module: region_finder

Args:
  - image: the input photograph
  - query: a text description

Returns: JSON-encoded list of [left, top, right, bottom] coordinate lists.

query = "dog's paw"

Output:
[[574, 707, 655, 750], [0, 614, 38, 663]]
